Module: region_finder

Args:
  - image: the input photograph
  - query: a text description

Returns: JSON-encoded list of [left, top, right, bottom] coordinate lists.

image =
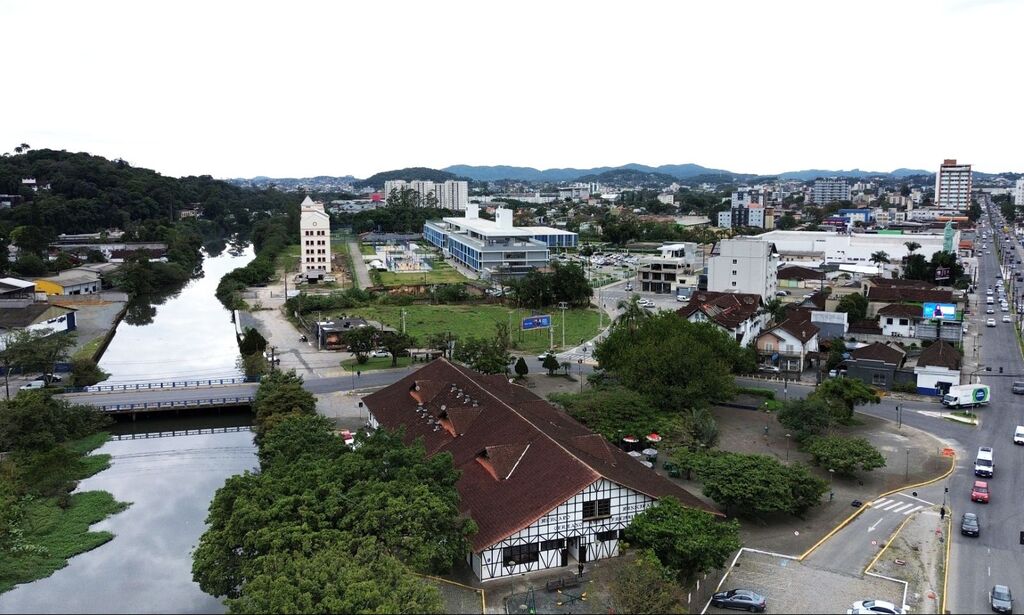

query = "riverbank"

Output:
[[0, 432, 129, 594]]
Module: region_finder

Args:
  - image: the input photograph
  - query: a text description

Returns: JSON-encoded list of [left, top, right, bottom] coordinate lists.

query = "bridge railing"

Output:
[[111, 426, 253, 440], [65, 376, 256, 394], [98, 396, 256, 413]]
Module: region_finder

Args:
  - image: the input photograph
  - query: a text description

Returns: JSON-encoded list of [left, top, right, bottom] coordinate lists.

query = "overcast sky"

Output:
[[2, 0, 1021, 179]]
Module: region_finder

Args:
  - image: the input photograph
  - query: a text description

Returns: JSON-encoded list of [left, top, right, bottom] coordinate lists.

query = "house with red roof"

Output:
[[362, 359, 716, 581], [675, 291, 766, 346]]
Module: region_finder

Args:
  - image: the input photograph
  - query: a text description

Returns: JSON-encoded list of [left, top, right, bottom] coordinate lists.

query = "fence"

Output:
[[98, 396, 255, 413], [111, 426, 253, 440], [66, 376, 255, 394]]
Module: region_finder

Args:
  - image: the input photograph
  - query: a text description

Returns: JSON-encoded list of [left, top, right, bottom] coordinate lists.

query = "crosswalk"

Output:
[[870, 497, 926, 516]]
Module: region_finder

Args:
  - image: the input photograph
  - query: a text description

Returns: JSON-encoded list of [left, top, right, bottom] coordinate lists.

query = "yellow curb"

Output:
[[798, 453, 956, 561], [941, 508, 952, 614], [865, 511, 917, 573]]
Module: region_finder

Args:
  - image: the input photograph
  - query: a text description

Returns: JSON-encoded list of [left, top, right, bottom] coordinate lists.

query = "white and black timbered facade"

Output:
[[471, 478, 654, 581]]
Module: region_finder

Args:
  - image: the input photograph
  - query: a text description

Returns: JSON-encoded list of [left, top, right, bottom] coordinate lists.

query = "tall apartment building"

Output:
[[812, 178, 851, 204], [1014, 179, 1024, 206], [299, 196, 331, 276], [707, 238, 779, 300], [934, 159, 972, 210], [383, 179, 468, 209], [717, 203, 774, 229]]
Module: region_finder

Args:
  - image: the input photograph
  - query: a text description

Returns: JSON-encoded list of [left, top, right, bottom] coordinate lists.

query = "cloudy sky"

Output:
[[2, 0, 1021, 179]]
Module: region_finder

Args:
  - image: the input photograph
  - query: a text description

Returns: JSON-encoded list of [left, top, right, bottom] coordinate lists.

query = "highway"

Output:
[[945, 211, 1024, 614]]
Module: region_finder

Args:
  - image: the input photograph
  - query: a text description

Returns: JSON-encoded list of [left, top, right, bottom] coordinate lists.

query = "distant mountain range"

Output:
[[226, 163, 976, 189]]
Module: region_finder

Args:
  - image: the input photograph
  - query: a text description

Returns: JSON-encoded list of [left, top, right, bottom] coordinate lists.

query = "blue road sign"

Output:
[[522, 315, 552, 330]]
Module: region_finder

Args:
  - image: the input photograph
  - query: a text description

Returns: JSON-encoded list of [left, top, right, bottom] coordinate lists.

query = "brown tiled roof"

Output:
[[848, 319, 882, 335], [868, 276, 936, 289], [778, 265, 823, 281], [849, 342, 905, 366], [877, 303, 924, 318], [867, 287, 954, 303], [916, 340, 962, 370], [362, 359, 718, 552], [797, 291, 827, 311], [676, 291, 763, 330], [773, 317, 820, 344]]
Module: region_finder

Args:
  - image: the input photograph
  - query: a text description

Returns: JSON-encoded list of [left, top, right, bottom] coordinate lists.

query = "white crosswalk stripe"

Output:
[[881, 501, 903, 511], [890, 503, 913, 514], [872, 498, 890, 507], [902, 505, 924, 515]]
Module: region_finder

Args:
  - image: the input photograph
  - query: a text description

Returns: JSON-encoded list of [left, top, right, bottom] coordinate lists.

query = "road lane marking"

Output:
[[890, 503, 913, 514], [868, 518, 883, 532], [872, 498, 890, 506], [899, 492, 936, 505], [881, 501, 903, 511], [902, 505, 924, 515]]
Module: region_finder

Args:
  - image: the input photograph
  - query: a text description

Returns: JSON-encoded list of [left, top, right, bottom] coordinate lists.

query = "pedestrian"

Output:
[[577, 562, 584, 578], [940, 506, 946, 520]]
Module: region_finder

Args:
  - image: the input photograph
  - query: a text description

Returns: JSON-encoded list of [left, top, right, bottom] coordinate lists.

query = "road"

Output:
[[945, 211, 1024, 614]]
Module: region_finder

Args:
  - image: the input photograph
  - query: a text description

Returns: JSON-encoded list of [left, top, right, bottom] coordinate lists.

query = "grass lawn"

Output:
[[340, 356, 414, 372], [359, 243, 377, 255], [0, 432, 128, 594], [72, 336, 105, 361], [374, 259, 469, 287], [275, 243, 302, 274], [348, 305, 602, 353]]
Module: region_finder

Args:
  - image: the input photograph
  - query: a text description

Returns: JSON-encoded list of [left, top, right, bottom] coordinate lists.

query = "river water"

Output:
[[99, 245, 255, 385], [0, 246, 259, 613]]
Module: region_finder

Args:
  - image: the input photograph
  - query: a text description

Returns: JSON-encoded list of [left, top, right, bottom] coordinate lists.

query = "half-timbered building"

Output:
[[362, 358, 717, 581]]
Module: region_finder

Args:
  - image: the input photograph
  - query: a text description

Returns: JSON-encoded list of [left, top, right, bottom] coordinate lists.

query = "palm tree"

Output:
[[615, 294, 649, 331], [870, 251, 890, 265], [904, 241, 921, 255]]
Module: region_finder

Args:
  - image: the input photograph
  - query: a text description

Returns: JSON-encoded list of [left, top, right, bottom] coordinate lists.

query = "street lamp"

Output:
[[905, 448, 910, 481], [828, 468, 835, 502], [785, 433, 791, 461], [577, 358, 584, 393]]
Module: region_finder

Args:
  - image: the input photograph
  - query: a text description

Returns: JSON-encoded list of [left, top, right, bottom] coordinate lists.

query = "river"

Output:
[[0, 246, 259, 613], [99, 245, 255, 385]]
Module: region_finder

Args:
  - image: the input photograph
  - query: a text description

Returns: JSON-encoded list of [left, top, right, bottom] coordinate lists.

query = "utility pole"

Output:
[[270, 346, 277, 372], [401, 309, 407, 335]]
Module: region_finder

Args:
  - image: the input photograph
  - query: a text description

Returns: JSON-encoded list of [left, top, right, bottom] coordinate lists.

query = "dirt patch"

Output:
[[870, 509, 946, 614]]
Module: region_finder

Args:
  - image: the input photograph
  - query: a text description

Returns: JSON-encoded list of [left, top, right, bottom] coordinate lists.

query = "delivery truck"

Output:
[[942, 384, 991, 409]]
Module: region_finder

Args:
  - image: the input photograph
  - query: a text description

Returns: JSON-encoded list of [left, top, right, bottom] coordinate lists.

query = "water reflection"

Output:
[[0, 431, 257, 614], [99, 246, 255, 385]]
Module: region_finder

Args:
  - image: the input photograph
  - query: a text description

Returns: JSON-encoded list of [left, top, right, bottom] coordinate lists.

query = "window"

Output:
[[596, 530, 618, 542], [732, 270, 737, 275], [541, 539, 565, 551], [899, 319, 908, 326], [503, 543, 539, 566], [582, 498, 611, 520], [886, 318, 893, 325], [871, 373, 887, 386], [732, 259, 737, 264]]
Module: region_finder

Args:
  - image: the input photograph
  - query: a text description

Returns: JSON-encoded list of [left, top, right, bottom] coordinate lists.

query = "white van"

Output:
[[1014, 426, 1024, 446], [19, 380, 46, 391], [974, 446, 994, 478]]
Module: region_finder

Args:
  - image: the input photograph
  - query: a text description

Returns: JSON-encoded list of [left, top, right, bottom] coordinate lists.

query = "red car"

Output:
[[971, 480, 990, 503]]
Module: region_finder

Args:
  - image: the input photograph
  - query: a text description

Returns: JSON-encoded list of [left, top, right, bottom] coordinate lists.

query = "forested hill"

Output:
[[0, 149, 293, 235], [353, 167, 461, 190]]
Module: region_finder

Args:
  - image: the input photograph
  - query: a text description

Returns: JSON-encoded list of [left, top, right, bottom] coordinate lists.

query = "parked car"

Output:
[[369, 349, 390, 358], [775, 290, 791, 296], [991, 585, 1013, 613], [710, 589, 767, 613], [971, 480, 990, 503], [1012, 382, 1024, 395], [42, 373, 62, 383], [1003, 315, 1012, 323], [758, 365, 781, 373], [19, 380, 46, 391], [961, 512, 980, 537], [637, 299, 655, 308], [847, 599, 906, 614]]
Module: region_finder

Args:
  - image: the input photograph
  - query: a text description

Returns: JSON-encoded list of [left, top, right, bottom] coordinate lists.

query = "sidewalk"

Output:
[[347, 241, 372, 289]]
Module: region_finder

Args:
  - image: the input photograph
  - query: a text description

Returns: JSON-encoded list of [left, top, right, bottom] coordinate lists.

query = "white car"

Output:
[[1003, 315, 1012, 323], [19, 380, 46, 391], [1014, 426, 1024, 445], [637, 299, 655, 308], [847, 599, 906, 614], [987, 307, 995, 314], [369, 349, 390, 358], [987, 318, 997, 327]]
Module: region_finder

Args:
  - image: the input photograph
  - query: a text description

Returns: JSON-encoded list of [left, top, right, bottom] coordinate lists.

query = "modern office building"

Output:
[[757, 229, 955, 266], [934, 159, 972, 211], [299, 196, 331, 275], [635, 243, 701, 297], [812, 178, 851, 204], [707, 238, 779, 299], [423, 204, 577, 278], [384, 179, 468, 209]]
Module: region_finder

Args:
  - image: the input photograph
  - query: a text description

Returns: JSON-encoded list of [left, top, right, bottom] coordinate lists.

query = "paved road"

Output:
[[945, 212, 1024, 614], [347, 241, 372, 289]]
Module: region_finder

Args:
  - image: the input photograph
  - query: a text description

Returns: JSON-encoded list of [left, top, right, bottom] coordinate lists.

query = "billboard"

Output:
[[521, 315, 552, 330], [922, 302, 957, 321]]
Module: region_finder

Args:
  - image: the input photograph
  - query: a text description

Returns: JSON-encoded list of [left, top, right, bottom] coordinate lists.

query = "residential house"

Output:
[[755, 315, 820, 372], [843, 342, 911, 389], [913, 341, 962, 396], [315, 317, 370, 350], [676, 291, 765, 346], [877, 304, 922, 338], [777, 265, 824, 289], [362, 359, 716, 581]]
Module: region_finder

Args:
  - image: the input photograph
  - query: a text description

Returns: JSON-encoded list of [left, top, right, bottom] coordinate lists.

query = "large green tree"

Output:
[[549, 387, 666, 441], [835, 293, 868, 321], [804, 436, 886, 477], [250, 370, 317, 443], [693, 452, 828, 517], [595, 313, 745, 410], [609, 550, 685, 614], [625, 497, 741, 578]]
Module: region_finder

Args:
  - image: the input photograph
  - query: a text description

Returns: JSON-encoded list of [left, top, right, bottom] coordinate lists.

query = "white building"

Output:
[[707, 238, 779, 299], [1014, 179, 1024, 207], [756, 230, 957, 266], [423, 204, 577, 278], [299, 196, 331, 275], [363, 359, 716, 581], [635, 243, 700, 296], [813, 178, 851, 204], [934, 159, 972, 211], [677, 291, 766, 346], [436, 180, 469, 210]]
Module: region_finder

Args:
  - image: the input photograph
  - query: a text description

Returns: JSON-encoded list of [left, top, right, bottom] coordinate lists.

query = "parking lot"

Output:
[[706, 550, 905, 615]]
